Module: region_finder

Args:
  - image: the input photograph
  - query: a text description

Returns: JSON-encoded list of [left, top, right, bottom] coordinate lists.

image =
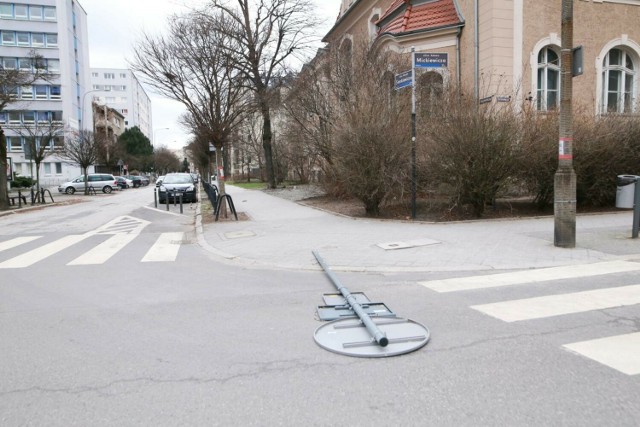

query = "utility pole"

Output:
[[554, 0, 577, 248]]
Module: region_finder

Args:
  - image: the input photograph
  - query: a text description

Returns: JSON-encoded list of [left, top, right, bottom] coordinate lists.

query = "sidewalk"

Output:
[[197, 185, 640, 272]]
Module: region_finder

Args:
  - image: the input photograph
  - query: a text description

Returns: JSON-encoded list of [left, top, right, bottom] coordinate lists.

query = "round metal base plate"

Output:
[[314, 317, 430, 358]]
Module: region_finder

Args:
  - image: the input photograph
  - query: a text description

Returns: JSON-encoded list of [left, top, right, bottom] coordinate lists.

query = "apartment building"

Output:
[[89, 68, 152, 141], [1, 0, 92, 186], [323, 0, 640, 116]]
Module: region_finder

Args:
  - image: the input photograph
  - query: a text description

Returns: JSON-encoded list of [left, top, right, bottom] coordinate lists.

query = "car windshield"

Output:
[[163, 175, 192, 184]]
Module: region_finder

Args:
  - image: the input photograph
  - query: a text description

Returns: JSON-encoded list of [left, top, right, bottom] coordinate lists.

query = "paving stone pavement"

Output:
[[196, 185, 640, 272]]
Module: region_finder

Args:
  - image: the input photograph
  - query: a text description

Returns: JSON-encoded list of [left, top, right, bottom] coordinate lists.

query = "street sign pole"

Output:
[[411, 47, 417, 219]]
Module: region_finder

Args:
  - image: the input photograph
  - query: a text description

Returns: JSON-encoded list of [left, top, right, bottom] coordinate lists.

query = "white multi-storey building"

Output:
[[89, 68, 152, 140], [1, 0, 93, 186]]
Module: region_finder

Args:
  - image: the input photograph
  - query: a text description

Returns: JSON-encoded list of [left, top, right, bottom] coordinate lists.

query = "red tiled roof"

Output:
[[377, 0, 462, 36]]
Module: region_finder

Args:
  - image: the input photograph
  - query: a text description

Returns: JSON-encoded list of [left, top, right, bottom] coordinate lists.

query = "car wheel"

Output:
[[103, 186, 113, 194], [65, 187, 76, 195]]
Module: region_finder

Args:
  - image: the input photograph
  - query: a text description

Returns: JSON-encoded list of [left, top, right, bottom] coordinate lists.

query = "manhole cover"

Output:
[[314, 317, 430, 358]]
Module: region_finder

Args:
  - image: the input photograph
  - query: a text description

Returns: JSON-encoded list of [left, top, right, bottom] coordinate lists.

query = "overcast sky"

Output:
[[83, 0, 342, 151]]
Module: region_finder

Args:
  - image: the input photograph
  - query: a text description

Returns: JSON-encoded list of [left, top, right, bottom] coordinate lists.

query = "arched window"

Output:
[[602, 47, 636, 113], [537, 46, 560, 111], [418, 71, 443, 115]]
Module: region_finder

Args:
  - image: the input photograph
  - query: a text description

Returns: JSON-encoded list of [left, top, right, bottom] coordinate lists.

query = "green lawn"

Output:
[[226, 181, 267, 190]]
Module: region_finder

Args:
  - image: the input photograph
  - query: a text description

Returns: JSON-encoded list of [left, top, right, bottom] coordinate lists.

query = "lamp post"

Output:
[[80, 89, 101, 131], [153, 127, 170, 148]]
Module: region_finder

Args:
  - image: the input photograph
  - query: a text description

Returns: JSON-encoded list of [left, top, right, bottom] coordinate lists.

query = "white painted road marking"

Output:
[[471, 284, 640, 322], [564, 332, 640, 375], [141, 232, 184, 262], [0, 236, 41, 252], [0, 235, 89, 269], [67, 233, 138, 265], [419, 260, 640, 292]]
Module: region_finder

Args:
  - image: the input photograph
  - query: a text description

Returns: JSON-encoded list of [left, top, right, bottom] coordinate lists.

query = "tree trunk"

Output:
[[261, 103, 276, 189], [0, 127, 9, 210]]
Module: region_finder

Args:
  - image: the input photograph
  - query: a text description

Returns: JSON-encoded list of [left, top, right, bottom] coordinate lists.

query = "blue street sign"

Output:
[[395, 70, 412, 90], [414, 52, 448, 68]]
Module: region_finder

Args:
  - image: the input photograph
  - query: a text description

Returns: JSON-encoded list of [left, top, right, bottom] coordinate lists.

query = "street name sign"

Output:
[[414, 52, 448, 68]]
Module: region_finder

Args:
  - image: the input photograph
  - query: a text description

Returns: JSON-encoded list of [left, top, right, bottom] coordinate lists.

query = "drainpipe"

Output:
[[474, 0, 479, 101], [456, 28, 461, 91]]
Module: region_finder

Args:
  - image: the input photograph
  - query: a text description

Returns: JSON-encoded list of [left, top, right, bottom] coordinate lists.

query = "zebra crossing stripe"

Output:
[[419, 260, 640, 293], [0, 235, 89, 269], [0, 236, 41, 252], [564, 332, 640, 375], [141, 232, 184, 262], [67, 233, 138, 265], [471, 284, 640, 322]]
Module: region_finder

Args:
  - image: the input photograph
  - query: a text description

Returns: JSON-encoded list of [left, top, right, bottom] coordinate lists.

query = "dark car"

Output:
[[115, 176, 132, 189], [138, 175, 150, 186], [123, 175, 142, 188], [155, 175, 165, 187], [158, 173, 197, 203]]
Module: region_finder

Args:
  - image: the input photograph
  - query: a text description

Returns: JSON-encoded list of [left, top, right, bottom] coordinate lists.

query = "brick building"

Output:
[[323, 0, 640, 115]]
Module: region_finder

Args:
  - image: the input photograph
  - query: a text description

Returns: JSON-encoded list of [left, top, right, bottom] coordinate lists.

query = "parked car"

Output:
[[123, 175, 142, 188], [156, 176, 165, 187], [158, 173, 197, 203], [115, 176, 133, 189], [58, 174, 119, 194], [138, 175, 150, 186]]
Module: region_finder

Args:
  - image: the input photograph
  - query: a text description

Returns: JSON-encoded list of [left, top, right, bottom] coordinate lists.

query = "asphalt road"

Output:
[[1, 188, 638, 426]]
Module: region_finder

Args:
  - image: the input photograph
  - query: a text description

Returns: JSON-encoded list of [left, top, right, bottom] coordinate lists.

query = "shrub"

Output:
[[419, 90, 521, 217], [10, 175, 35, 189]]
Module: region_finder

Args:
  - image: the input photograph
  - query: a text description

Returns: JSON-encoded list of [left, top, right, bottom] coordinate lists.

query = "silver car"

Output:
[[58, 174, 119, 194]]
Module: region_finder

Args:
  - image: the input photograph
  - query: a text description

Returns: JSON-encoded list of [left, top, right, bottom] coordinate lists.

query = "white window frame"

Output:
[[50, 85, 61, 100], [31, 33, 44, 47], [596, 36, 640, 115], [0, 4, 12, 18], [14, 4, 27, 19], [3, 57, 17, 69], [2, 31, 16, 45], [20, 85, 33, 99], [536, 46, 561, 111], [16, 32, 29, 46], [34, 85, 47, 99], [45, 33, 57, 47], [47, 59, 60, 73], [29, 5, 43, 20], [43, 7, 56, 21]]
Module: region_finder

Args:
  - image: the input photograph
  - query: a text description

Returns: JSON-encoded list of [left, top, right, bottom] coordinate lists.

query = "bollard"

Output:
[[633, 178, 640, 238], [154, 188, 158, 208], [179, 193, 183, 214], [166, 192, 170, 211], [18, 190, 23, 208]]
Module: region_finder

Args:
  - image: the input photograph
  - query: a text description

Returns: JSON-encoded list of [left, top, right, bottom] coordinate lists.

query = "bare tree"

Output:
[[328, 43, 412, 216], [208, 0, 321, 188], [10, 118, 64, 199], [153, 146, 181, 175], [130, 8, 248, 199], [59, 129, 102, 195], [0, 50, 48, 209], [282, 56, 335, 181]]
